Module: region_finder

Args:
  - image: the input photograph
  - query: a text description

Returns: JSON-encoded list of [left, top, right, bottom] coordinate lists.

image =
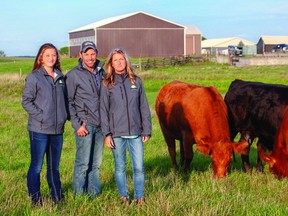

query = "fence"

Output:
[[215, 54, 288, 66], [133, 55, 206, 71]]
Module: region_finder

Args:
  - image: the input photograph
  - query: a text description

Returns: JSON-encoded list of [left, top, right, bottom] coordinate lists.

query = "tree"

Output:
[[59, 47, 69, 56], [238, 41, 244, 47], [0, 50, 6, 57]]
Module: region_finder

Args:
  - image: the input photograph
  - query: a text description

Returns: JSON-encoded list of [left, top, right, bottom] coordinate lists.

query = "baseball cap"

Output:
[[80, 41, 98, 53]]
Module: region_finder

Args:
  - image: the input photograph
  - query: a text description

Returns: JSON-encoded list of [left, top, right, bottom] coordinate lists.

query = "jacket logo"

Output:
[[59, 79, 65, 87], [131, 84, 137, 90]]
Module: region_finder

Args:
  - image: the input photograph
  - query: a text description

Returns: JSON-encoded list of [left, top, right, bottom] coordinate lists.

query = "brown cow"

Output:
[[155, 81, 248, 178], [259, 108, 288, 179]]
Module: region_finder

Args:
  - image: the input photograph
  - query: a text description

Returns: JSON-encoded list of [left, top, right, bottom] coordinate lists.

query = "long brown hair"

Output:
[[103, 48, 136, 87], [32, 43, 61, 71]]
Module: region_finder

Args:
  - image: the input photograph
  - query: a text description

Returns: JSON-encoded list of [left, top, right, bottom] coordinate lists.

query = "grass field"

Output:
[[1, 57, 288, 215]]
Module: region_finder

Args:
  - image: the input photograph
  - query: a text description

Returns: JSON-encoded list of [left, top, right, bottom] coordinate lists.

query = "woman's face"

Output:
[[112, 53, 126, 74], [42, 48, 57, 68]]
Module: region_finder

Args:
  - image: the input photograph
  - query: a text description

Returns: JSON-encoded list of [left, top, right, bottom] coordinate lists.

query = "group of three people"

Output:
[[21, 41, 152, 206]]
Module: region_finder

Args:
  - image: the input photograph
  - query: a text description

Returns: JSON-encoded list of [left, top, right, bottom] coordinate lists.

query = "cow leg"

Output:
[[241, 152, 251, 172], [240, 132, 253, 173], [180, 140, 185, 167], [182, 136, 194, 173], [163, 134, 178, 170], [256, 142, 265, 172]]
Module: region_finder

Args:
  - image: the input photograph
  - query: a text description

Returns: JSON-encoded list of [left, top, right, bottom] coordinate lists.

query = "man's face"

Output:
[[80, 48, 97, 71]]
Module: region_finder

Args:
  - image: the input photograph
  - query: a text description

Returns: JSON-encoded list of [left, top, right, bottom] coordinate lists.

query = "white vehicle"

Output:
[[228, 45, 243, 56]]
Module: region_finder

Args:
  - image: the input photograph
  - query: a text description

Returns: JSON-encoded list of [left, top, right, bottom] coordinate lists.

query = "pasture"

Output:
[[1, 57, 288, 215]]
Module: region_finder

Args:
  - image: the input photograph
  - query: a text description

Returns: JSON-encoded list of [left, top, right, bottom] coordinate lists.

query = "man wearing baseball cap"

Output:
[[66, 41, 105, 198]]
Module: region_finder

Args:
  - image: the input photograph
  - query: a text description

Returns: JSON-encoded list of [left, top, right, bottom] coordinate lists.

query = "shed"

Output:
[[186, 26, 202, 55], [201, 37, 256, 55], [69, 11, 201, 58], [256, 36, 288, 54]]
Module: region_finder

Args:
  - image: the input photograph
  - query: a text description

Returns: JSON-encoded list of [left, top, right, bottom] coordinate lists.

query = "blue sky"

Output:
[[1, 0, 287, 56]]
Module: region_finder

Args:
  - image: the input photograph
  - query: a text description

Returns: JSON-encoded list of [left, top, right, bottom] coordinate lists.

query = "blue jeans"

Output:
[[73, 125, 104, 197], [112, 136, 145, 200], [27, 131, 64, 204]]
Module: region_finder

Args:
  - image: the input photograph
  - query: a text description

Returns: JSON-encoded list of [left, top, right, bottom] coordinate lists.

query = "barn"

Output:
[[256, 36, 288, 54], [68, 11, 202, 58], [201, 37, 256, 55]]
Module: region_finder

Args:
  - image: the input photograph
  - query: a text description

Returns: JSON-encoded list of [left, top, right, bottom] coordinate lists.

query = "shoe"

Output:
[[135, 197, 145, 205], [51, 194, 65, 204], [31, 197, 43, 206], [120, 196, 129, 206]]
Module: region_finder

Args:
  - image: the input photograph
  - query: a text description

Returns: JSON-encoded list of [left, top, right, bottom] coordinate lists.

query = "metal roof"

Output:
[[202, 37, 255, 48], [69, 11, 185, 33], [259, 36, 288, 44], [186, 26, 202, 35]]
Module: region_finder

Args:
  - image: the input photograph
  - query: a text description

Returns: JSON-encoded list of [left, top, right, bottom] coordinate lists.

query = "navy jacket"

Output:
[[22, 67, 68, 134]]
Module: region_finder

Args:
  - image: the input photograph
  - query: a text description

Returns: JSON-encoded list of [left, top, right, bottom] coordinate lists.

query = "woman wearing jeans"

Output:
[[22, 43, 68, 205], [100, 48, 151, 205]]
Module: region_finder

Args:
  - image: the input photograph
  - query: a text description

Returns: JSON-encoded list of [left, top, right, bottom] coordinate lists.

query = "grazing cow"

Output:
[[155, 81, 248, 178], [224, 79, 288, 173], [259, 108, 288, 179]]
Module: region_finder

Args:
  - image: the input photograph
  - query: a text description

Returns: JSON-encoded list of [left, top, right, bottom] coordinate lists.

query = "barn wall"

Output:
[[257, 39, 281, 54], [95, 13, 184, 57], [69, 29, 96, 57], [257, 39, 264, 54], [97, 29, 184, 57], [68, 12, 201, 58], [186, 34, 201, 55]]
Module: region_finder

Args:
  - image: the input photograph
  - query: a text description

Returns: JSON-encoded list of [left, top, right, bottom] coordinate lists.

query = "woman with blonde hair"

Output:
[[100, 48, 151, 205]]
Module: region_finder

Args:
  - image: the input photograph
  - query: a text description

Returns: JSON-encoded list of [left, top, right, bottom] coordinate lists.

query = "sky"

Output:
[[1, 0, 288, 56]]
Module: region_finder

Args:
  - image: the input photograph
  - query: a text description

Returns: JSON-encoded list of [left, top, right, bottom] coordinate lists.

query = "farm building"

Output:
[[68, 11, 202, 58], [256, 36, 288, 54], [202, 37, 256, 55]]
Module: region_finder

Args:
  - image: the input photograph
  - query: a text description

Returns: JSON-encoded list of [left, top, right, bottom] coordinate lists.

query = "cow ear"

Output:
[[258, 147, 276, 167], [232, 141, 249, 155], [196, 143, 211, 155]]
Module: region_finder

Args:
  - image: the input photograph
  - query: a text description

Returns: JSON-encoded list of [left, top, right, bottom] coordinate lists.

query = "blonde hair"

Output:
[[103, 48, 136, 87]]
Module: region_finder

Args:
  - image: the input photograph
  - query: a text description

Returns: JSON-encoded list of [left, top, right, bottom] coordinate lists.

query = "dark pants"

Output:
[[27, 131, 64, 204]]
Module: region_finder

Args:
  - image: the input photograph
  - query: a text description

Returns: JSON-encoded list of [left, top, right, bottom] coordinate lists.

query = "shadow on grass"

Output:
[[144, 146, 260, 182]]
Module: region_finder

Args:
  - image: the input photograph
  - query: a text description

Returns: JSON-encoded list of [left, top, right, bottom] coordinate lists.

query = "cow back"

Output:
[[156, 80, 230, 143], [224, 79, 288, 149]]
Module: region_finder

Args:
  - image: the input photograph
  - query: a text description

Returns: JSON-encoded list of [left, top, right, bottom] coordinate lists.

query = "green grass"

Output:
[[1, 59, 288, 215], [0, 57, 105, 75]]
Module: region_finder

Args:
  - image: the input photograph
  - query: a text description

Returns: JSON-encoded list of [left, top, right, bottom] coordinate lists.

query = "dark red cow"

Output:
[[259, 108, 288, 179], [224, 79, 288, 173], [155, 81, 248, 178]]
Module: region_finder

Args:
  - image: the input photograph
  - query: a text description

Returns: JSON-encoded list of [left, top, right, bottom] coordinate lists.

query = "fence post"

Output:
[[139, 58, 142, 72]]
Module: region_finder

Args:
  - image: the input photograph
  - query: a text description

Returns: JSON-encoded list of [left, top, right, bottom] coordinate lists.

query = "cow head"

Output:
[[258, 147, 288, 179], [197, 140, 249, 178]]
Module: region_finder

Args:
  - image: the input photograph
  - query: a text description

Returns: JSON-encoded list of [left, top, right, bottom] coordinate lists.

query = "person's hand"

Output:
[[76, 122, 89, 137], [104, 136, 115, 149], [142, 136, 150, 143]]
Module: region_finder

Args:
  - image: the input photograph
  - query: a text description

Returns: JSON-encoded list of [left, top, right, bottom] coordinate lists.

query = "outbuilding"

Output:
[[68, 11, 201, 58], [201, 37, 256, 55], [256, 36, 288, 54]]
